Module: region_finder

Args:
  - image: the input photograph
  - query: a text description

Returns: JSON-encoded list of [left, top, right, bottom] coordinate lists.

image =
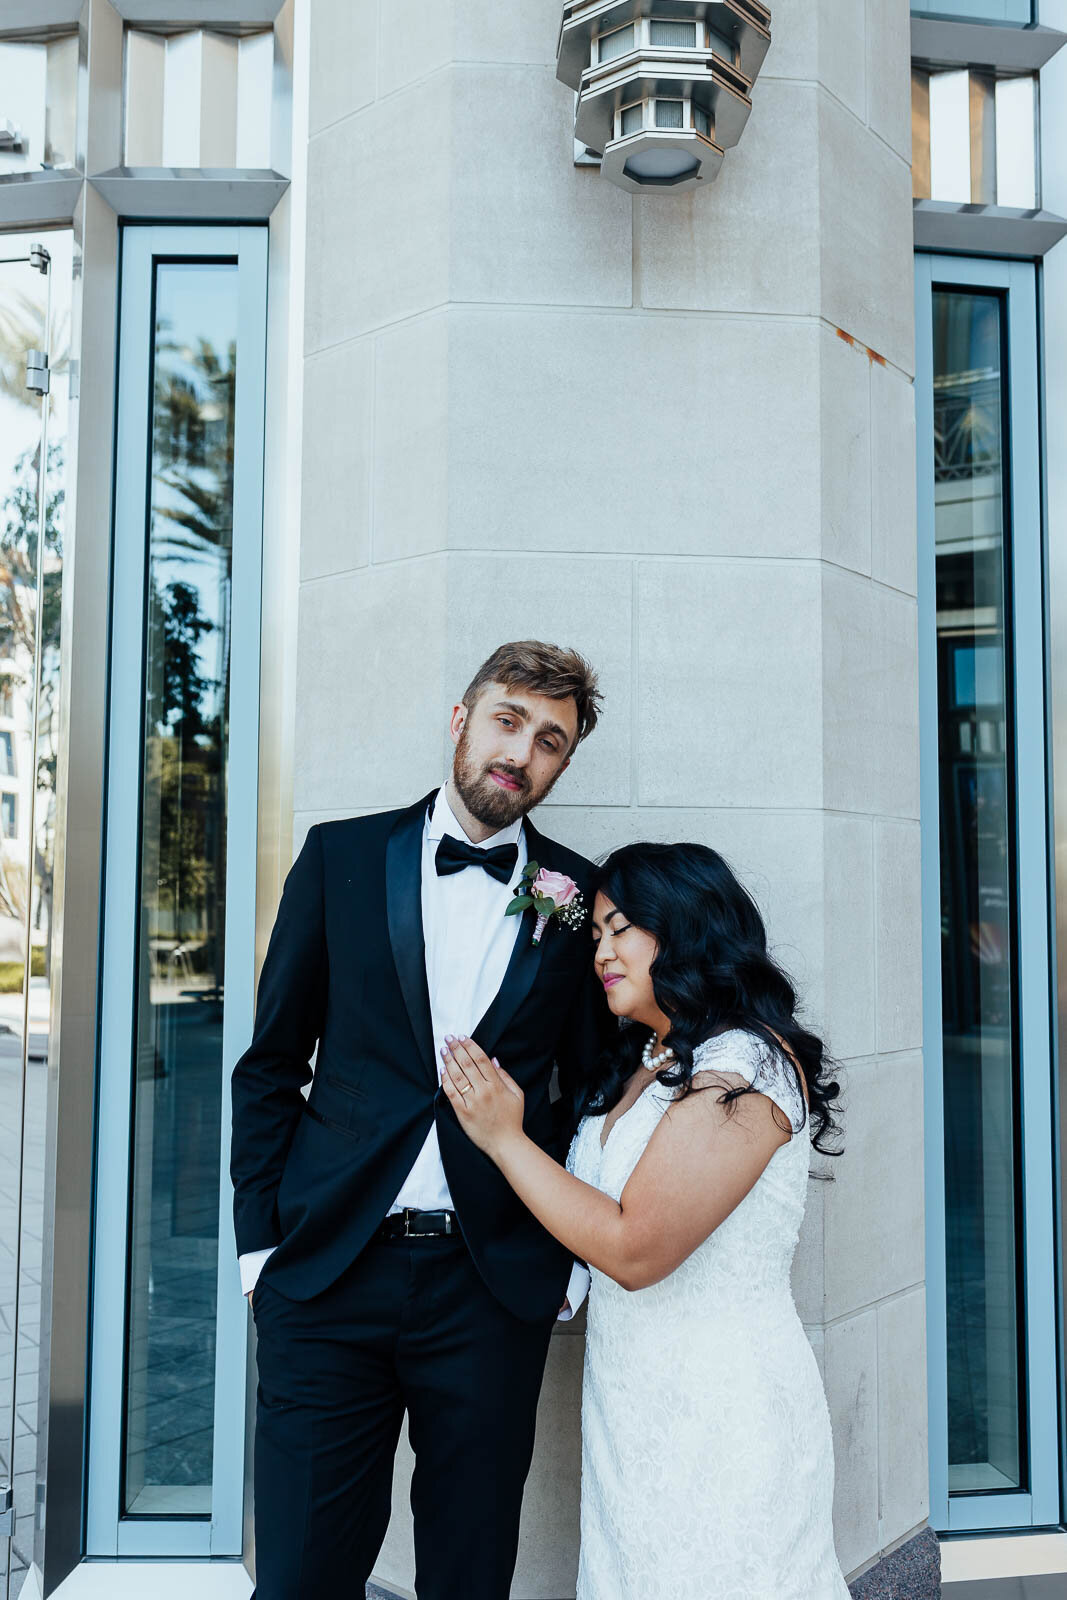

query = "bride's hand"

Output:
[[440, 1035, 525, 1159]]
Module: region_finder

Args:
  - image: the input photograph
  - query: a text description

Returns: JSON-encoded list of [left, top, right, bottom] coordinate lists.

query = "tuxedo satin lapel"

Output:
[[473, 906, 545, 1060], [386, 794, 438, 1085], [473, 817, 550, 1058]]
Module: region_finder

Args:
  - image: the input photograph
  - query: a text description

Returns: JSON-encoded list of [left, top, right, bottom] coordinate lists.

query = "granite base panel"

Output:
[[849, 1527, 942, 1599]]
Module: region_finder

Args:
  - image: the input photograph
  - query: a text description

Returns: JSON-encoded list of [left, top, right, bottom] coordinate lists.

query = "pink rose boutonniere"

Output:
[[506, 861, 587, 945]]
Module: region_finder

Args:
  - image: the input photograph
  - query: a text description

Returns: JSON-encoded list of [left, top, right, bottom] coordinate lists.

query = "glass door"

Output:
[[916, 255, 1058, 1532], [0, 229, 70, 1600], [87, 225, 266, 1557]]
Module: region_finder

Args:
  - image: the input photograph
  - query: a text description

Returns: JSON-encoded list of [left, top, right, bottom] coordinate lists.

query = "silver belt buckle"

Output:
[[402, 1208, 452, 1237]]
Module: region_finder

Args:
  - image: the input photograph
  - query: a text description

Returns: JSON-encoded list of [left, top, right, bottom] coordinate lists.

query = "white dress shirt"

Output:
[[240, 786, 589, 1318]]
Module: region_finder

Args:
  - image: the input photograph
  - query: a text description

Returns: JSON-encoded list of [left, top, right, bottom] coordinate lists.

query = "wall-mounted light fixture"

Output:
[[557, 2, 771, 193]]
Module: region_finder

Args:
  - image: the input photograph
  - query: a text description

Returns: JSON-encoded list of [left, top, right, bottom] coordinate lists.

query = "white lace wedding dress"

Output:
[[566, 1028, 850, 1600]]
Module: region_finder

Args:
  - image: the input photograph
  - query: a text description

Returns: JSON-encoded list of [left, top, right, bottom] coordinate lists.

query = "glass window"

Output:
[[912, 69, 1037, 209], [0, 34, 78, 175], [0, 226, 71, 1598], [932, 289, 1023, 1495], [89, 224, 266, 1559], [918, 255, 1057, 1536], [122, 260, 239, 1517], [912, 1, 1032, 22]]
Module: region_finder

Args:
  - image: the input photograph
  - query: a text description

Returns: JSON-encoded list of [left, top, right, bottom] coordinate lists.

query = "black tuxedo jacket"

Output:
[[230, 791, 615, 1323]]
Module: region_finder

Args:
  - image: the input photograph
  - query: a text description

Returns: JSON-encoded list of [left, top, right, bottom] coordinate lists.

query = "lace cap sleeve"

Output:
[[692, 1029, 807, 1134]]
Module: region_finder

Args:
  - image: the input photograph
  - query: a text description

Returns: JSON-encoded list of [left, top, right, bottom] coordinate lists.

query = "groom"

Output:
[[230, 640, 614, 1599]]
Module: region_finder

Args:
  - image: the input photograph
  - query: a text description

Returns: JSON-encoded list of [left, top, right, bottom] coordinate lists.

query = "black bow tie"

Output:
[[435, 834, 519, 887]]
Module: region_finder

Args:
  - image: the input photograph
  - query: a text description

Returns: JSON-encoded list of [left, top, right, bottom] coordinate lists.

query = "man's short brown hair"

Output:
[[462, 641, 602, 752]]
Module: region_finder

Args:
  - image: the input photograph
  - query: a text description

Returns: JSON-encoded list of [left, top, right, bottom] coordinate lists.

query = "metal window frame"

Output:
[[909, 9, 1067, 259], [911, 16, 1065, 75], [916, 251, 1059, 1533], [911, 3, 1035, 30], [86, 222, 266, 1559]]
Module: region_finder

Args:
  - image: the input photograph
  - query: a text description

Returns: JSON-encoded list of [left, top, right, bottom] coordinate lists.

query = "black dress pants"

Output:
[[249, 1232, 556, 1600]]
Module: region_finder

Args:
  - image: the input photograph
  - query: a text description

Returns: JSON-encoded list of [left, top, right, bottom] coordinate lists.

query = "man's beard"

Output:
[[452, 726, 560, 829]]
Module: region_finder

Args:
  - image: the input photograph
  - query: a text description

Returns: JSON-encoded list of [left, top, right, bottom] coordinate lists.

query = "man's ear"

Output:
[[559, 755, 571, 776], [449, 702, 468, 746]]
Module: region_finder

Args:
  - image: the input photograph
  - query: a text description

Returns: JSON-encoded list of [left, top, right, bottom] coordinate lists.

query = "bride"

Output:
[[440, 840, 850, 1600]]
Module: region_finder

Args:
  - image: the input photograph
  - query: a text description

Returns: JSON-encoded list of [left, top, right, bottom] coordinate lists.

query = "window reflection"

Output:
[[0, 36, 78, 176], [912, 1, 1032, 22], [123, 262, 238, 1517], [933, 289, 1024, 1495], [0, 229, 70, 1599]]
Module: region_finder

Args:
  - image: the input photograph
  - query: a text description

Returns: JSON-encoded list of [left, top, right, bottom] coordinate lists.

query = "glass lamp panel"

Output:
[[598, 23, 636, 62], [621, 102, 645, 137], [708, 26, 735, 62], [654, 98, 685, 129], [649, 18, 698, 47], [624, 146, 699, 180]]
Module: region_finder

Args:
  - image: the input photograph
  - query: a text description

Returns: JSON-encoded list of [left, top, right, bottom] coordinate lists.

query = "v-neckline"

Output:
[[599, 1077, 660, 1152], [596, 1028, 750, 1153]]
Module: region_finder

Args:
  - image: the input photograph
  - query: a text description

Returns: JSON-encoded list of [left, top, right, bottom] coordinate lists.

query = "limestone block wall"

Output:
[[295, 0, 924, 1592]]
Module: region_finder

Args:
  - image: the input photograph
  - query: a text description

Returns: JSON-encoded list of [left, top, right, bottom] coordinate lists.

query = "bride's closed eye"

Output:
[[592, 923, 632, 944]]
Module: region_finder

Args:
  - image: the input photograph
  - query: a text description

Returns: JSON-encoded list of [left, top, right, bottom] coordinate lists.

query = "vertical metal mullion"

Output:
[[1005, 258, 1059, 1527], [998, 276, 1029, 1500], [1, 245, 53, 1597], [88, 224, 156, 1557], [210, 224, 267, 1556], [915, 252, 950, 1533]]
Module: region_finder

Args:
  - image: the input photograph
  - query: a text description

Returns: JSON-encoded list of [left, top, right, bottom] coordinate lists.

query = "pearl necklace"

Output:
[[641, 1035, 675, 1073]]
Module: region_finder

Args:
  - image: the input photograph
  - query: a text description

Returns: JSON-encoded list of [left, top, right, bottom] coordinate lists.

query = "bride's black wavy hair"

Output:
[[581, 842, 843, 1157]]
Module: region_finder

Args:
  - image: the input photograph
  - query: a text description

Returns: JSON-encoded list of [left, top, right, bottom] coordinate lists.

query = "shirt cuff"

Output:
[[557, 1261, 590, 1321], [239, 1246, 276, 1297]]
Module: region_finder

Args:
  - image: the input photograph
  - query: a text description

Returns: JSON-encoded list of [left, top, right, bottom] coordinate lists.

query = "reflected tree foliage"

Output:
[[0, 276, 69, 980], [143, 327, 233, 989], [0, 288, 69, 408], [0, 441, 63, 960]]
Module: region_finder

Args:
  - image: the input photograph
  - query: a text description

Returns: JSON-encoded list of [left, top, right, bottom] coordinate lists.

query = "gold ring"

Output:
[[457, 1080, 473, 1095]]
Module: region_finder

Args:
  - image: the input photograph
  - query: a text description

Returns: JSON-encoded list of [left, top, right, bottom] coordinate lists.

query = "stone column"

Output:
[[298, 1, 927, 1592]]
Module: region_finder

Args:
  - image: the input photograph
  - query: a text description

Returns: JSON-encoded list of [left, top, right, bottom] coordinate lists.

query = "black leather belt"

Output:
[[374, 1207, 459, 1240]]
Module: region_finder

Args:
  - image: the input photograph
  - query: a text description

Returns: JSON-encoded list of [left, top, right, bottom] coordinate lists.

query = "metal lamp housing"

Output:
[[558, 0, 770, 193], [602, 103, 724, 191]]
